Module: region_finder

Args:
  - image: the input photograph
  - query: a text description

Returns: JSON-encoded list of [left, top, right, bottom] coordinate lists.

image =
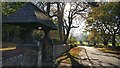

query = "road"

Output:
[[79, 46, 120, 68]]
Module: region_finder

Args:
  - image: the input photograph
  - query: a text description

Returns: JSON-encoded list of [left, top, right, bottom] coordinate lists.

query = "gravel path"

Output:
[[78, 46, 120, 68]]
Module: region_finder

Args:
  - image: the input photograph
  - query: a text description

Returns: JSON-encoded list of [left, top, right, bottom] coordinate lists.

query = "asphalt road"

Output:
[[78, 46, 120, 68]]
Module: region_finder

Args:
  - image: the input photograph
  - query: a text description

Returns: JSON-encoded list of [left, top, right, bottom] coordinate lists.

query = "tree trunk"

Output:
[[94, 41, 96, 46], [80, 40, 83, 46], [46, 2, 50, 16], [112, 34, 116, 48], [93, 41, 96, 46], [88, 41, 90, 46], [64, 33, 68, 44], [57, 3, 65, 44], [58, 18, 63, 43], [64, 27, 70, 44], [103, 39, 108, 46], [63, 24, 66, 43]]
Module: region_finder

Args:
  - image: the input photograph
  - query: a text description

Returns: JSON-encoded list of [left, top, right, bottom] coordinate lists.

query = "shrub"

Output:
[[67, 37, 78, 47]]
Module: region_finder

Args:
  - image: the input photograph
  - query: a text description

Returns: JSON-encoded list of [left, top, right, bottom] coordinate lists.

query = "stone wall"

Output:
[[2, 44, 39, 66], [2, 44, 70, 67], [53, 45, 71, 59], [2, 53, 37, 66]]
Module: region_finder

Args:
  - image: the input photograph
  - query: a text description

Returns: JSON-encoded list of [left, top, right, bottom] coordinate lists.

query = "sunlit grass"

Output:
[[76, 41, 80, 44], [97, 48, 120, 54], [83, 42, 88, 45], [108, 43, 112, 46], [1, 42, 17, 51], [0, 47, 16, 51], [116, 43, 120, 46]]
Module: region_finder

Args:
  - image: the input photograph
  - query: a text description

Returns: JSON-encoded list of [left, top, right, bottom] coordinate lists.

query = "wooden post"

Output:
[[41, 29, 53, 66]]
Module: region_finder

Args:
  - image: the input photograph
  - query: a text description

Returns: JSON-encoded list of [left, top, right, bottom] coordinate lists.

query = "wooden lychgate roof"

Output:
[[2, 3, 57, 30]]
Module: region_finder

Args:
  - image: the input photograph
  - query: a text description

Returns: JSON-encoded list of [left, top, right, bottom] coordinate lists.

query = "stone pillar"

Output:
[[41, 29, 53, 66], [38, 41, 42, 66]]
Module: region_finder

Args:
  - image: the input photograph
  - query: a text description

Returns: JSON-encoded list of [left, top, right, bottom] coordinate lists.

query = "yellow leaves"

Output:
[[99, 11, 105, 16], [56, 47, 81, 64], [88, 31, 95, 41], [2, 2, 25, 16], [87, 28, 102, 42], [69, 47, 81, 57], [91, 6, 106, 20], [88, 2, 120, 26]]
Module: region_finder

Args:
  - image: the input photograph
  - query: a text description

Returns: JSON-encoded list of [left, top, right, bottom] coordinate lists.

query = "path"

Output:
[[79, 46, 120, 68]]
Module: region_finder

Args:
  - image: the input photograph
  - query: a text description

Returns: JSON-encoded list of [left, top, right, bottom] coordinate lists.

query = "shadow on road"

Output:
[[55, 49, 87, 68], [66, 52, 86, 68]]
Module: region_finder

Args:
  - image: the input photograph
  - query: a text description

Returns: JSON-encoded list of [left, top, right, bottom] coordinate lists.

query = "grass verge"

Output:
[[96, 47, 120, 59]]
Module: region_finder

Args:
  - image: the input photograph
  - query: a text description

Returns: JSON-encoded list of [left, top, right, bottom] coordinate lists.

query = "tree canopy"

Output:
[[86, 2, 120, 47]]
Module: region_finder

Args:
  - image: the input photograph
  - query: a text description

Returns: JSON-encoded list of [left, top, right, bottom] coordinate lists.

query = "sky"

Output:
[[64, 3, 88, 40]]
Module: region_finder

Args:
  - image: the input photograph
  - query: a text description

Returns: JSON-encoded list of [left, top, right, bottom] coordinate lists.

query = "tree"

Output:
[[86, 2, 120, 47], [2, 2, 25, 16], [86, 24, 111, 46], [63, 2, 88, 43], [35, 2, 65, 43], [35, 2, 98, 44], [87, 28, 102, 46]]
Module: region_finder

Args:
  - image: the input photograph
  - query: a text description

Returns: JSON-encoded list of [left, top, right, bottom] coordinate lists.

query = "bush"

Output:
[[51, 38, 60, 45], [67, 37, 78, 47]]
